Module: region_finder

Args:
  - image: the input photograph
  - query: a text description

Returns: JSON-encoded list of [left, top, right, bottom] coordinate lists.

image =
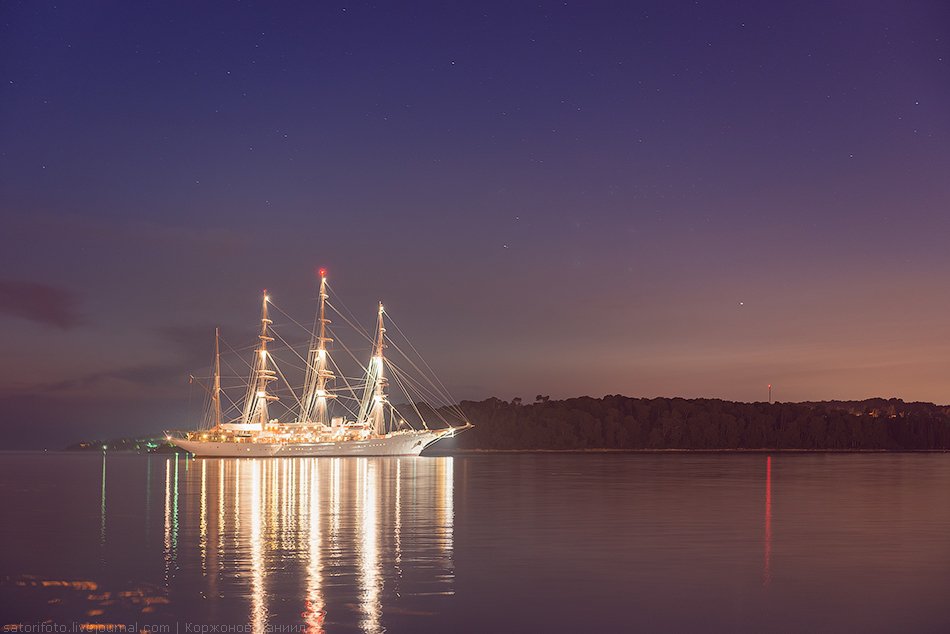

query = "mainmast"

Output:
[[300, 269, 336, 425], [212, 327, 222, 429], [241, 292, 279, 427], [358, 302, 389, 435]]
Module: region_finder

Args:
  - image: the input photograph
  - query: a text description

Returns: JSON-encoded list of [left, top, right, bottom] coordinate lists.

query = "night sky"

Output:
[[2, 1, 948, 447]]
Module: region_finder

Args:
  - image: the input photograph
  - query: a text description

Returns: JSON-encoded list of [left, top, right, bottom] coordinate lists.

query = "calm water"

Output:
[[2, 452, 950, 632]]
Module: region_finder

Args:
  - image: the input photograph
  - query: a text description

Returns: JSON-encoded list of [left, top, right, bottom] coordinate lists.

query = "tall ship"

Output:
[[168, 271, 471, 457]]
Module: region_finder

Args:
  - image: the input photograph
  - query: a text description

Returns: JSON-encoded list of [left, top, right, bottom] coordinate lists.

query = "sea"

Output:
[[1, 452, 949, 632]]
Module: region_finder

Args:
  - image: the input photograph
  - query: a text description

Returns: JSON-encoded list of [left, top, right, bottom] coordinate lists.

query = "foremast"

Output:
[[239, 292, 279, 429], [358, 302, 389, 435], [299, 269, 336, 425]]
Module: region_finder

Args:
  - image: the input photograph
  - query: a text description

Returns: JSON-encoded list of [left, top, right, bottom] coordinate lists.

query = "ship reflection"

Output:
[[764, 455, 772, 587], [174, 457, 456, 631], [99, 452, 106, 550], [358, 459, 382, 634]]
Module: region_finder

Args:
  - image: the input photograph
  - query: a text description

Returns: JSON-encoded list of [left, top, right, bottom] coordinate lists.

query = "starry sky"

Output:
[[1, 1, 949, 447]]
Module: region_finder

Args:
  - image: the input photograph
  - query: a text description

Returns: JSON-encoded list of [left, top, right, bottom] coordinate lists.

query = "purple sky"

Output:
[[1, 1, 949, 447]]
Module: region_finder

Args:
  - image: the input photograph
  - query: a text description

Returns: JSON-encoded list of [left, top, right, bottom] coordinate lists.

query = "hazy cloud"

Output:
[[0, 279, 82, 329], [157, 324, 221, 365]]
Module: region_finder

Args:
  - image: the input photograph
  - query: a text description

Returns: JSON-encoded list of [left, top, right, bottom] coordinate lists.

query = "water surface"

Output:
[[2, 452, 949, 632]]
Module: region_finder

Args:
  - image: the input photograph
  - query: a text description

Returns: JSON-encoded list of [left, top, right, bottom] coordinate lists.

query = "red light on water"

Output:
[[764, 455, 772, 587]]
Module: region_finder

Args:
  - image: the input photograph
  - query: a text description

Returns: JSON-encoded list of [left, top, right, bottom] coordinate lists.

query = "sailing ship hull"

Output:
[[168, 438, 282, 457], [169, 430, 452, 458]]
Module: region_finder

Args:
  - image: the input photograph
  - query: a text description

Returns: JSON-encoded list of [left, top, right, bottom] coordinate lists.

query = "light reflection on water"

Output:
[[4, 453, 950, 632], [155, 456, 456, 631]]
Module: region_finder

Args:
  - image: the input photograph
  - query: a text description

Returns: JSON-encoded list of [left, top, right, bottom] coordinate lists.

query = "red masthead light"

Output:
[[319, 268, 327, 278]]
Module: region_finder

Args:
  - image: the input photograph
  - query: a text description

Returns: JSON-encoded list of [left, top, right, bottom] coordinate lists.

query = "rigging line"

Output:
[[332, 394, 362, 422], [390, 365, 454, 429], [322, 347, 362, 421], [269, 297, 363, 422], [218, 340, 258, 354], [271, 399, 298, 421], [323, 285, 375, 342], [219, 355, 251, 391], [220, 401, 242, 419], [327, 383, 366, 398], [220, 337, 254, 370], [268, 357, 309, 374], [268, 325, 313, 371], [268, 300, 319, 338], [385, 324, 461, 409], [326, 303, 375, 347], [386, 315, 468, 421], [324, 326, 365, 401], [325, 323, 369, 368], [300, 289, 322, 410], [386, 345, 466, 425], [270, 299, 367, 424], [388, 361, 451, 428], [307, 359, 359, 422], [218, 386, 247, 411], [217, 389, 242, 416], [386, 356, 451, 408], [324, 282, 370, 328], [386, 360, 444, 412], [221, 334, 258, 424], [385, 355, 458, 424], [386, 364, 429, 430]]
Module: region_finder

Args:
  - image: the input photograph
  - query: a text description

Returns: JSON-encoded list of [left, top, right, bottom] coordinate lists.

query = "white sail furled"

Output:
[[228, 293, 278, 432], [357, 303, 389, 435], [299, 270, 336, 426]]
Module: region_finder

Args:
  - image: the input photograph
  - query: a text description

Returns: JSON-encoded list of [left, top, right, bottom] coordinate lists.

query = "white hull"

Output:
[[170, 429, 454, 458]]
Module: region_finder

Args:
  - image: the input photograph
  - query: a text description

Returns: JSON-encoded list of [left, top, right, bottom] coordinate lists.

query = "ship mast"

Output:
[[241, 292, 278, 427], [358, 302, 389, 435], [300, 269, 335, 425], [212, 327, 222, 429]]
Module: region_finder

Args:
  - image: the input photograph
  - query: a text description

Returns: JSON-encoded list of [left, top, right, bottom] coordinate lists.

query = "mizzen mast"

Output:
[[300, 269, 336, 425], [241, 292, 279, 428]]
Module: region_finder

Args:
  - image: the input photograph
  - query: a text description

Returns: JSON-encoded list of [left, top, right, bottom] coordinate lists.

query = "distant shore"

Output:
[[431, 447, 950, 455], [42, 394, 950, 453]]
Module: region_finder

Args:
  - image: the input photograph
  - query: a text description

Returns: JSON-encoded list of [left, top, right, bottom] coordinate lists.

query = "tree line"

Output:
[[416, 395, 950, 450]]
